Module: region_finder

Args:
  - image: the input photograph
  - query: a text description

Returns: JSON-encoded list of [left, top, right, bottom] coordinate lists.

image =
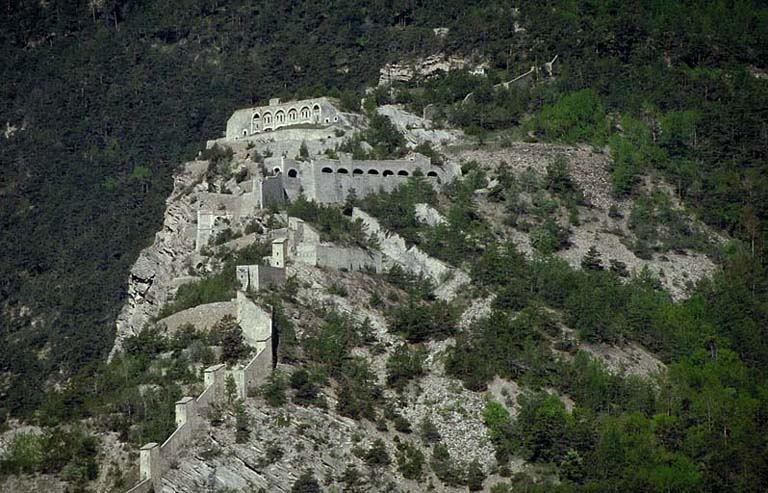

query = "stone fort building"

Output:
[[226, 97, 342, 140], [222, 97, 461, 207], [267, 153, 453, 204]]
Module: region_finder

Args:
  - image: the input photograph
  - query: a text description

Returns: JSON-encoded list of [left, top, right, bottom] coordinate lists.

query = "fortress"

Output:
[[226, 97, 342, 140], [267, 153, 447, 204], [222, 96, 457, 206], [122, 97, 464, 492]]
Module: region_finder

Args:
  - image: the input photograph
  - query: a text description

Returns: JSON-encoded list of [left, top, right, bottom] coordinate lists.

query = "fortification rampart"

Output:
[[126, 292, 276, 493], [274, 153, 449, 204], [127, 363, 229, 493], [226, 97, 341, 140], [295, 243, 382, 272]]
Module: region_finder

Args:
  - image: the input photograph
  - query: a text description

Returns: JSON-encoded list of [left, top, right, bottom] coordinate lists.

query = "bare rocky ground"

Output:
[[447, 143, 719, 300]]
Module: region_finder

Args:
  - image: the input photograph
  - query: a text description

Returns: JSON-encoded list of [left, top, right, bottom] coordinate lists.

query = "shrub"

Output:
[[419, 418, 442, 444], [388, 299, 458, 342], [208, 316, 250, 364], [291, 470, 321, 493], [430, 444, 464, 487], [261, 370, 288, 407], [364, 439, 391, 468], [386, 344, 426, 391], [396, 440, 425, 480]]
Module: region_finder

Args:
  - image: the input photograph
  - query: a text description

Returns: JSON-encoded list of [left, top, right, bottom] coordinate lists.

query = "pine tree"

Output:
[[581, 246, 604, 271]]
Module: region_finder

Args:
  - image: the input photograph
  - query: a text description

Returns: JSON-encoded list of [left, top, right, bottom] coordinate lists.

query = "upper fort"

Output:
[[226, 97, 342, 140]]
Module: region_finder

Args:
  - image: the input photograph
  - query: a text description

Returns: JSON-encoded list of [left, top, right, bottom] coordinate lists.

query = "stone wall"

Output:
[[258, 175, 286, 209], [295, 243, 382, 272], [125, 297, 276, 493], [232, 344, 274, 399], [236, 265, 286, 292], [278, 154, 446, 204], [156, 301, 236, 333], [129, 363, 228, 492], [237, 292, 273, 347], [226, 97, 341, 140]]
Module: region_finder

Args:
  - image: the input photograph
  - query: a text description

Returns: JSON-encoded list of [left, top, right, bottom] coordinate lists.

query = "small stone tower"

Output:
[[272, 238, 287, 268]]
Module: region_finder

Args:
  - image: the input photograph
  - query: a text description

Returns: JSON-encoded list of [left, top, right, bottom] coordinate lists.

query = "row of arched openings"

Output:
[[319, 167, 439, 178], [252, 104, 320, 130]]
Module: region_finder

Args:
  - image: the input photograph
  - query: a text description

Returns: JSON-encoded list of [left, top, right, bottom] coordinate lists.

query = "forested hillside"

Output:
[[1, 1, 768, 491]]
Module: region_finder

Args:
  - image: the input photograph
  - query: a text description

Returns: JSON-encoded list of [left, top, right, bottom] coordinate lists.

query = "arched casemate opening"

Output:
[[383, 170, 394, 176], [275, 110, 285, 124], [312, 104, 321, 122], [337, 168, 349, 174], [273, 167, 281, 174], [300, 106, 311, 119], [353, 169, 364, 175], [368, 169, 379, 175], [287, 169, 298, 178], [321, 167, 334, 174], [397, 170, 409, 176], [288, 108, 298, 121], [427, 171, 438, 177], [252, 113, 261, 131], [263, 112, 273, 125]]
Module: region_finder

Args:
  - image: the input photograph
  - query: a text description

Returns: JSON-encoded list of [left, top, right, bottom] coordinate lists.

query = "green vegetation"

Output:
[[396, 440, 425, 480], [526, 89, 610, 145], [388, 299, 458, 343], [628, 190, 711, 257], [158, 241, 270, 318], [286, 196, 376, 249], [0, 428, 99, 485], [341, 113, 408, 159], [386, 344, 426, 392], [354, 173, 438, 245]]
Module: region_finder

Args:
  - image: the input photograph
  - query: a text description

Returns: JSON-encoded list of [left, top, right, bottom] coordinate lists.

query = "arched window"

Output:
[[312, 104, 321, 122], [263, 112, 273, 125], [427, 171, 438, 177], [321, 167, 333, 174], [252, 113, 261, 130], [368, 169, 379, 175], [353, 169, 364, 175], [300, 106, 311, 119], [337, 168, 349, 174], [288, 169, 298, 178], [288, 108, 298, 121], [383, 170, 394, 176], [275, 110, 285, 124], [397, 170, 409, 176]]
